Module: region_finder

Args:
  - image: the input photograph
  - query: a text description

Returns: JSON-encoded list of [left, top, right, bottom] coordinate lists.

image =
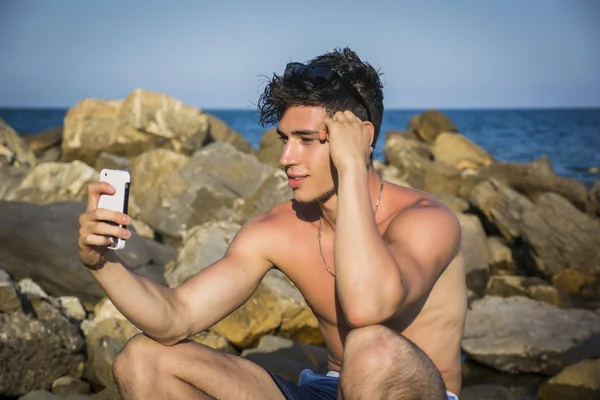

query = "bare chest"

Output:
[[271, 224, 340, 323]]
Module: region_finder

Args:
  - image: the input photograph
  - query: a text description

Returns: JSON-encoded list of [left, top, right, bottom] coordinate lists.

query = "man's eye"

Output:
[[278, 136, 288, 143], [302, 138, 315, 143]]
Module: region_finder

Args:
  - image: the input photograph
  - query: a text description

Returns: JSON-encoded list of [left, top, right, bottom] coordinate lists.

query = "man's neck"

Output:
[[319, 164, 380, 231]]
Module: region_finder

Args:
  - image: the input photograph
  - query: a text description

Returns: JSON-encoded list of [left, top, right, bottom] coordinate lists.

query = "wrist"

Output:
[[336, 158, 367, 176]]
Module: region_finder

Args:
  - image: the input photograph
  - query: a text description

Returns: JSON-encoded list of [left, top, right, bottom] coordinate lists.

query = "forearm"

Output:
[[86, 252, 185, 343], [335, 164, 404, 326]]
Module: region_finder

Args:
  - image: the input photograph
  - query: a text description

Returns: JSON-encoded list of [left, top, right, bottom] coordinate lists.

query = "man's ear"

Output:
[[363, 121, 376, 147]]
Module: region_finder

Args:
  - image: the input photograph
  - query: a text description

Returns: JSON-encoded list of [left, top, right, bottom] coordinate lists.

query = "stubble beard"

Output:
[[296, 185, 336, 205]]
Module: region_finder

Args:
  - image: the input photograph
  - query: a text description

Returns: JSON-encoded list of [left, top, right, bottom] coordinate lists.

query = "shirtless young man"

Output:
[[78, 48, 467, 400]]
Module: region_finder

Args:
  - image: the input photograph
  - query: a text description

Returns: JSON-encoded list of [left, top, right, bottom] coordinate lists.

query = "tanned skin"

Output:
[[78, 106, 466, 399]]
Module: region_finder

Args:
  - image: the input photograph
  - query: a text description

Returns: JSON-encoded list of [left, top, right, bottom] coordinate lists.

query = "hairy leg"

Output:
[[338, 325, 447, 400], [112, 333, 286, 400]]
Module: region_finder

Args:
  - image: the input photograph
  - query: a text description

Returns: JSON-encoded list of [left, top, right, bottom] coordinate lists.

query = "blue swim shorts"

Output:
[[266, 369, 459, 399]]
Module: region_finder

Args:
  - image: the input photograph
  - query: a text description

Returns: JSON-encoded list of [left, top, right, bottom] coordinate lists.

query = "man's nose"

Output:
[[279, 141, 300, 167]]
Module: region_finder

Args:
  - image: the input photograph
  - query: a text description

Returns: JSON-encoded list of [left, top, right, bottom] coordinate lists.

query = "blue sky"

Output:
[[0, 0, 598, 109]]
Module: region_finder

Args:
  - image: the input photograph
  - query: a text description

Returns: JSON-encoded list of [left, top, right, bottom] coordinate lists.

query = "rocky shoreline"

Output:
[[1, 89, 599, 400]]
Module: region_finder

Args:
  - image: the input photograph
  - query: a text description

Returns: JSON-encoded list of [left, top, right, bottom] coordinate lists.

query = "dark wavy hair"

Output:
[[257, 47, 384, 159]]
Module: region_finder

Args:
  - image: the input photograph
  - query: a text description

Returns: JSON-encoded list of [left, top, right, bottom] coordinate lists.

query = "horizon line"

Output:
[[1, 105, 600, 111]]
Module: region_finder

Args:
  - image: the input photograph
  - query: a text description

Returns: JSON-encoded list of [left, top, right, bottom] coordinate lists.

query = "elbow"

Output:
[[150, 331, 188, 346], [345, 310, 379, 329], [147, 314, 190, 346], [344, 303, 395, 329], [154, 292, 191, 345], [156, 339, 182, 347], [344, 293, 407, 329]]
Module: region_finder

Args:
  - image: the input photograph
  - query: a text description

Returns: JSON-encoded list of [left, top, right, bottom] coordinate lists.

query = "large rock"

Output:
[[61, 99, 122, 166], [0, 117, 36, 168], [415, 110, 457, 143], [486, 237, 517, 276], [552, 269, 600, 307], [0, 299, 84, 397], [375, 163, 412, 188], [0, 165, 29, 199], [5, 161, 96, 204], [537, 358, 600, 400], [477, 157, 588, 211], [83, 316, 140, 391], [0, 268, 21, 313], [51, 376, 90, 396], [94, 152, 130, 172], [436, 193, 469, 215], [257, 128, 282, 168], [212, 271, 322, 347], [520, 192, 600, 278], [23, 126, 63, 158], [230, 169, 292, 225], [90, 381, 120, 400], [386, 130, 433, 159], [462, 296, 600, 375], [485, 275, 570, 307], [62, 89, 210, 167], [406, 114, 421, 136], [432, 132, 494, 170], [382, 166, 412, 187], [384, 133, 473, 197], [469, 178, 535, 242], [113, 89, 210, 157], [140, 142, 274, 242], [17, 390, 89, 400], [457, 213, 490, 296], [165, 221, 321, 347], [0, 201, 174, 304], [461, 360, 545, 399], [164, 220, 241, 289], [241, 335, 329, 382], [128, 148, 190, 220], [205, 113, 254, 154], [587, 180, 600, 218], [460, 385, 516, 400], [260, 270, 321, 345], [189, 330, 237, 355], [210, 280, 283, 348]]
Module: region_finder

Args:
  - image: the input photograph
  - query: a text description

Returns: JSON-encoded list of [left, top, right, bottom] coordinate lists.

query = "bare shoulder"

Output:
[[382, 184, 461, 261]]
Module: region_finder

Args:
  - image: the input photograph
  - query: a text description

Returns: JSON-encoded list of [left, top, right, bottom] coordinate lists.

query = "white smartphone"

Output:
[[98, 169, 131, 250]]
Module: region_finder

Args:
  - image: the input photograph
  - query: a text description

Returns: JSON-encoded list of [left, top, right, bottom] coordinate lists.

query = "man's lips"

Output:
[[287, 175, 308, 189]]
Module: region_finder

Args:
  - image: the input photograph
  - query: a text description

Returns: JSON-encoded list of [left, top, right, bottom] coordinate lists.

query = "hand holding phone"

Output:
[[97, 169, 131, 250], [78, 171, 132, 269]]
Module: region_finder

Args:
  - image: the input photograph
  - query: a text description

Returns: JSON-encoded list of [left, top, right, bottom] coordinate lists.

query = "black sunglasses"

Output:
[[285, 62, 372, 123]]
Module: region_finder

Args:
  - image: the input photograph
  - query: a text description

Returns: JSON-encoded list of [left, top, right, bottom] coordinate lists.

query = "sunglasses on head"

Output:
[[284, 62, 372, 123]]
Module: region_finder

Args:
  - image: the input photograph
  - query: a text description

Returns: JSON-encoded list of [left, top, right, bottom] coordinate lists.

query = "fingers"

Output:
[[79, 234, 112, 248], [80, 220, 131, 244], [319, 120, 329, 142], [80, 208, 131, 227], [322, 110, 361, 140], [330, 110, 363, 124], [79, 207, 132, 251], [342, 110, 362, 123], [87, 182, 115, 211], [332, 111, 350, 123]]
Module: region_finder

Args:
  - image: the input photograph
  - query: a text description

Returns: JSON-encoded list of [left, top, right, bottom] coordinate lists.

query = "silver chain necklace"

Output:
[[318, 176, 384, 277]]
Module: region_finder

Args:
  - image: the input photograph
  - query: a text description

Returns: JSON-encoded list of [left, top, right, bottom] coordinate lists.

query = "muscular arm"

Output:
[[335, 163, 461, 328], [87, 216, 273, 345]]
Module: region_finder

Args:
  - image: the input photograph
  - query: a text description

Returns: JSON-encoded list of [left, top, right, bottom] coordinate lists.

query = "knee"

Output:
[[343, 325, 407, 371], [112, 333, 161, 381]]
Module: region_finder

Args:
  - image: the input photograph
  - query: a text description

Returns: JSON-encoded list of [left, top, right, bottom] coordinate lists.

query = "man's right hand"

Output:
[[78, 182, 131, 269]]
